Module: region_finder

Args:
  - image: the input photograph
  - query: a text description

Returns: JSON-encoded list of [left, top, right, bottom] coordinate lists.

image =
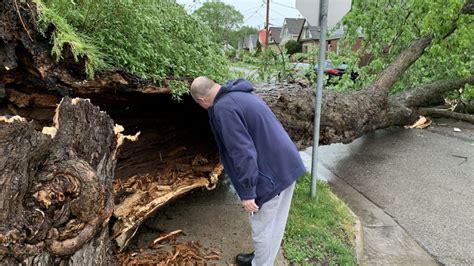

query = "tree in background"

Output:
[[285, 40, 302, 56], [338, 0, 473, 96], [193, 1, 244, 45]]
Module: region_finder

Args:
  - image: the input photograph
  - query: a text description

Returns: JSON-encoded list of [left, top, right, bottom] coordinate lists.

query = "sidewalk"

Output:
[[134, 178, 289, 265], [302, 118, 473, 265]]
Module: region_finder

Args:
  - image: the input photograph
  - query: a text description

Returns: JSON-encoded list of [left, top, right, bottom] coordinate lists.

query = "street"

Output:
[[304, 118, 473, 265]]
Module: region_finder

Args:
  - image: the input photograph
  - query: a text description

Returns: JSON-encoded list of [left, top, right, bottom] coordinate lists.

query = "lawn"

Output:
[[284, 173, 357, 265]]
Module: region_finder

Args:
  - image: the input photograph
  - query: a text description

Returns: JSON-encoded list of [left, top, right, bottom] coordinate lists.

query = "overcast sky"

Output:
[[176, 0, 303, 29]]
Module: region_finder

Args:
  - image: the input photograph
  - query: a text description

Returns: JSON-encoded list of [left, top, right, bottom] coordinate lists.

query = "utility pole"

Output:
[[265, 0, 270, 50]]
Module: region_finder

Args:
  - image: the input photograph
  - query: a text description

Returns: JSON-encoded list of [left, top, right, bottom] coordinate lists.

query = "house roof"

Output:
[[298, 23, 364, 42], [283, 18, 305, 36], [299, 25, 321, 41], [269, 27, 282, 44], [327, 26, 345, 40]]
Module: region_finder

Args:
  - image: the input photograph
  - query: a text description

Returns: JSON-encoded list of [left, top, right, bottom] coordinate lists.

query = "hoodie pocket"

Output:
[[256, 171, 275, 198]]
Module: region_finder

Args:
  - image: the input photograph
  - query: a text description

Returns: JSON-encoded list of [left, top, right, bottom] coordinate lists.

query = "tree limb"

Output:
[[371, 36, 433, 92], [398, 75, 474, 107], [371, 0, 473, 92], [419, 107, 474, 123]]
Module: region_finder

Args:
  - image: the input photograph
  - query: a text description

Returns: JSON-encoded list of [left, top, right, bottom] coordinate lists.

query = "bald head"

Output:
[[190, 76, 221, 109], [190, 76, 215, 99]]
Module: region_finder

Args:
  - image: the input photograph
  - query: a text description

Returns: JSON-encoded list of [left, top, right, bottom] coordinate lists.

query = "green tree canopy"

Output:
[[336, 0, 473, 93], [285, 40, 302, 56], [193, 0, 244, 45], [36, 0, 229, 84]]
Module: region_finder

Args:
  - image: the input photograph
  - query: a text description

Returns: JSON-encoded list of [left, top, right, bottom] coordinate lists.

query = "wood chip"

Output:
[[118, 241, 220, 265], [151, 230, 184, 247], [405, 116, 432, 129]]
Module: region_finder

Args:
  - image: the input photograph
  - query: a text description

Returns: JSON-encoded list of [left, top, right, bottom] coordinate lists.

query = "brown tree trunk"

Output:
[[0, 98, 117, 264]]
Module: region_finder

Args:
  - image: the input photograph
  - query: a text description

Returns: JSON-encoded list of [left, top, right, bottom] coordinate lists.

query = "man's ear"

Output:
[[197, 96, 206, 104]]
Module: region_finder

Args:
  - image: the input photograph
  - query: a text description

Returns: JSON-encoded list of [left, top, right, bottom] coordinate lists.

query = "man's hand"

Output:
[[242, 199, 259, 213]]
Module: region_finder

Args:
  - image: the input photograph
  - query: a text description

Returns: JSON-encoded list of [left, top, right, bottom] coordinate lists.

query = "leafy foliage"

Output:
[[35, 0, 229, 89], [231, 48, 297, 82], [284, 40, 302, 56], [333, 0, 473, 92], [35, 0, 107, 79], [193, 1, 244, 45]]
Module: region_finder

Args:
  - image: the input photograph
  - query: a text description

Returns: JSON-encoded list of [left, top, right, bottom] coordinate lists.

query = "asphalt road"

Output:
[[312, 118, 473, 265]]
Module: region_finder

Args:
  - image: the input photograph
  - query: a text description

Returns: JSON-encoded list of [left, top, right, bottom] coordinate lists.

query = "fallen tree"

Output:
[[1, 0, 473, 264]]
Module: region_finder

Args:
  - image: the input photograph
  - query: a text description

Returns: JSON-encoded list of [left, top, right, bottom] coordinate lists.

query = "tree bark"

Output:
[[0, 98, 117, 264], [419, 107, 474, 123], [255, 75, 473, 149]]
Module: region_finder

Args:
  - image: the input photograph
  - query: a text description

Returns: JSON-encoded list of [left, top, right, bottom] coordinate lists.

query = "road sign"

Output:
[[295, 0, 351, 27]]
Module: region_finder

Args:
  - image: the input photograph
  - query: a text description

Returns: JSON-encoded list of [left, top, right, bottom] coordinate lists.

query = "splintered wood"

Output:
[[151, 230, 185, 248], [112, 130, 223, 250], [118, 241, 221, 265]]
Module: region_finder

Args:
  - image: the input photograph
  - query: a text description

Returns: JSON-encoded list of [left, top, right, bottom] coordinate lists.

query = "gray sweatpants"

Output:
[[250, 182, 296, 266]]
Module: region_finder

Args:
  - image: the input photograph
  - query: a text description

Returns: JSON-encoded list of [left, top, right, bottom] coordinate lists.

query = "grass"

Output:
[[283, 173, 357, 265]]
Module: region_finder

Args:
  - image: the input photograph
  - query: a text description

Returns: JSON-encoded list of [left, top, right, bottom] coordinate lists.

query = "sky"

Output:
[[176, 0, 303, 29]]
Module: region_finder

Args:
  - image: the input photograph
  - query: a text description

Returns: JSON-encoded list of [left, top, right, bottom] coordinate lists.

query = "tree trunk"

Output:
[[0, 98, 117, 265]]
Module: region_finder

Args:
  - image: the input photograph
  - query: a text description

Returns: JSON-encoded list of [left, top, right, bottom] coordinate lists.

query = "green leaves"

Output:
[[193, 1, 245, 45], [36, 0, 229, 83], [336, 0, 472, 93]]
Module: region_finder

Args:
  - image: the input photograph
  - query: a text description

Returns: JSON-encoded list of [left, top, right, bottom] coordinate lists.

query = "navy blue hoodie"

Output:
[[208, 79, 306, 207]]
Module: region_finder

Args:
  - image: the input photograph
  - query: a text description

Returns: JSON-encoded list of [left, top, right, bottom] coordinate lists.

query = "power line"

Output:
[[241, 4, 265, 14], [269, 7, 287, 18], [244, 4, 264, 23], [270, 0, 296, 9], [242, 3, 264, 17]]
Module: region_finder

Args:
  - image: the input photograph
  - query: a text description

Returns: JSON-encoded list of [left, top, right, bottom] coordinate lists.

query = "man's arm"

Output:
[[214, 105, 259, 202]]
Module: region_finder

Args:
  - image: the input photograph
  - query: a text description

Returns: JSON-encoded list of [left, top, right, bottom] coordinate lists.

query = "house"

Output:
[[298, 22, 365, 56], [240, 34, 258, 51], [279, 18, 305, 45], [268, 27, 282, 51], [327, 26, 364, 55], [297, 20, 320, 54]]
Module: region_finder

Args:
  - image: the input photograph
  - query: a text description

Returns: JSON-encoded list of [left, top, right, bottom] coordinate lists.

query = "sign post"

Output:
[[310, 0, 327, 198], [295, 0, 351, 198]]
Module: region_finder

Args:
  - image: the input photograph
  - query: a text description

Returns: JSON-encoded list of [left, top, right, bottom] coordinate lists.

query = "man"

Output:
[[190, 77, 306, 266]]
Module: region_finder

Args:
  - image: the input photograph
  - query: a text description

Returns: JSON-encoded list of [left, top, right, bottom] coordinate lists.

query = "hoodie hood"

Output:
[[213, 78, 253, 104]]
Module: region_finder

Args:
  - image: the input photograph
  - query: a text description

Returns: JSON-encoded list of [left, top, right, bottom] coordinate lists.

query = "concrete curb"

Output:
[[317, 163, 438, 265], [349, 208, 364, 265]]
